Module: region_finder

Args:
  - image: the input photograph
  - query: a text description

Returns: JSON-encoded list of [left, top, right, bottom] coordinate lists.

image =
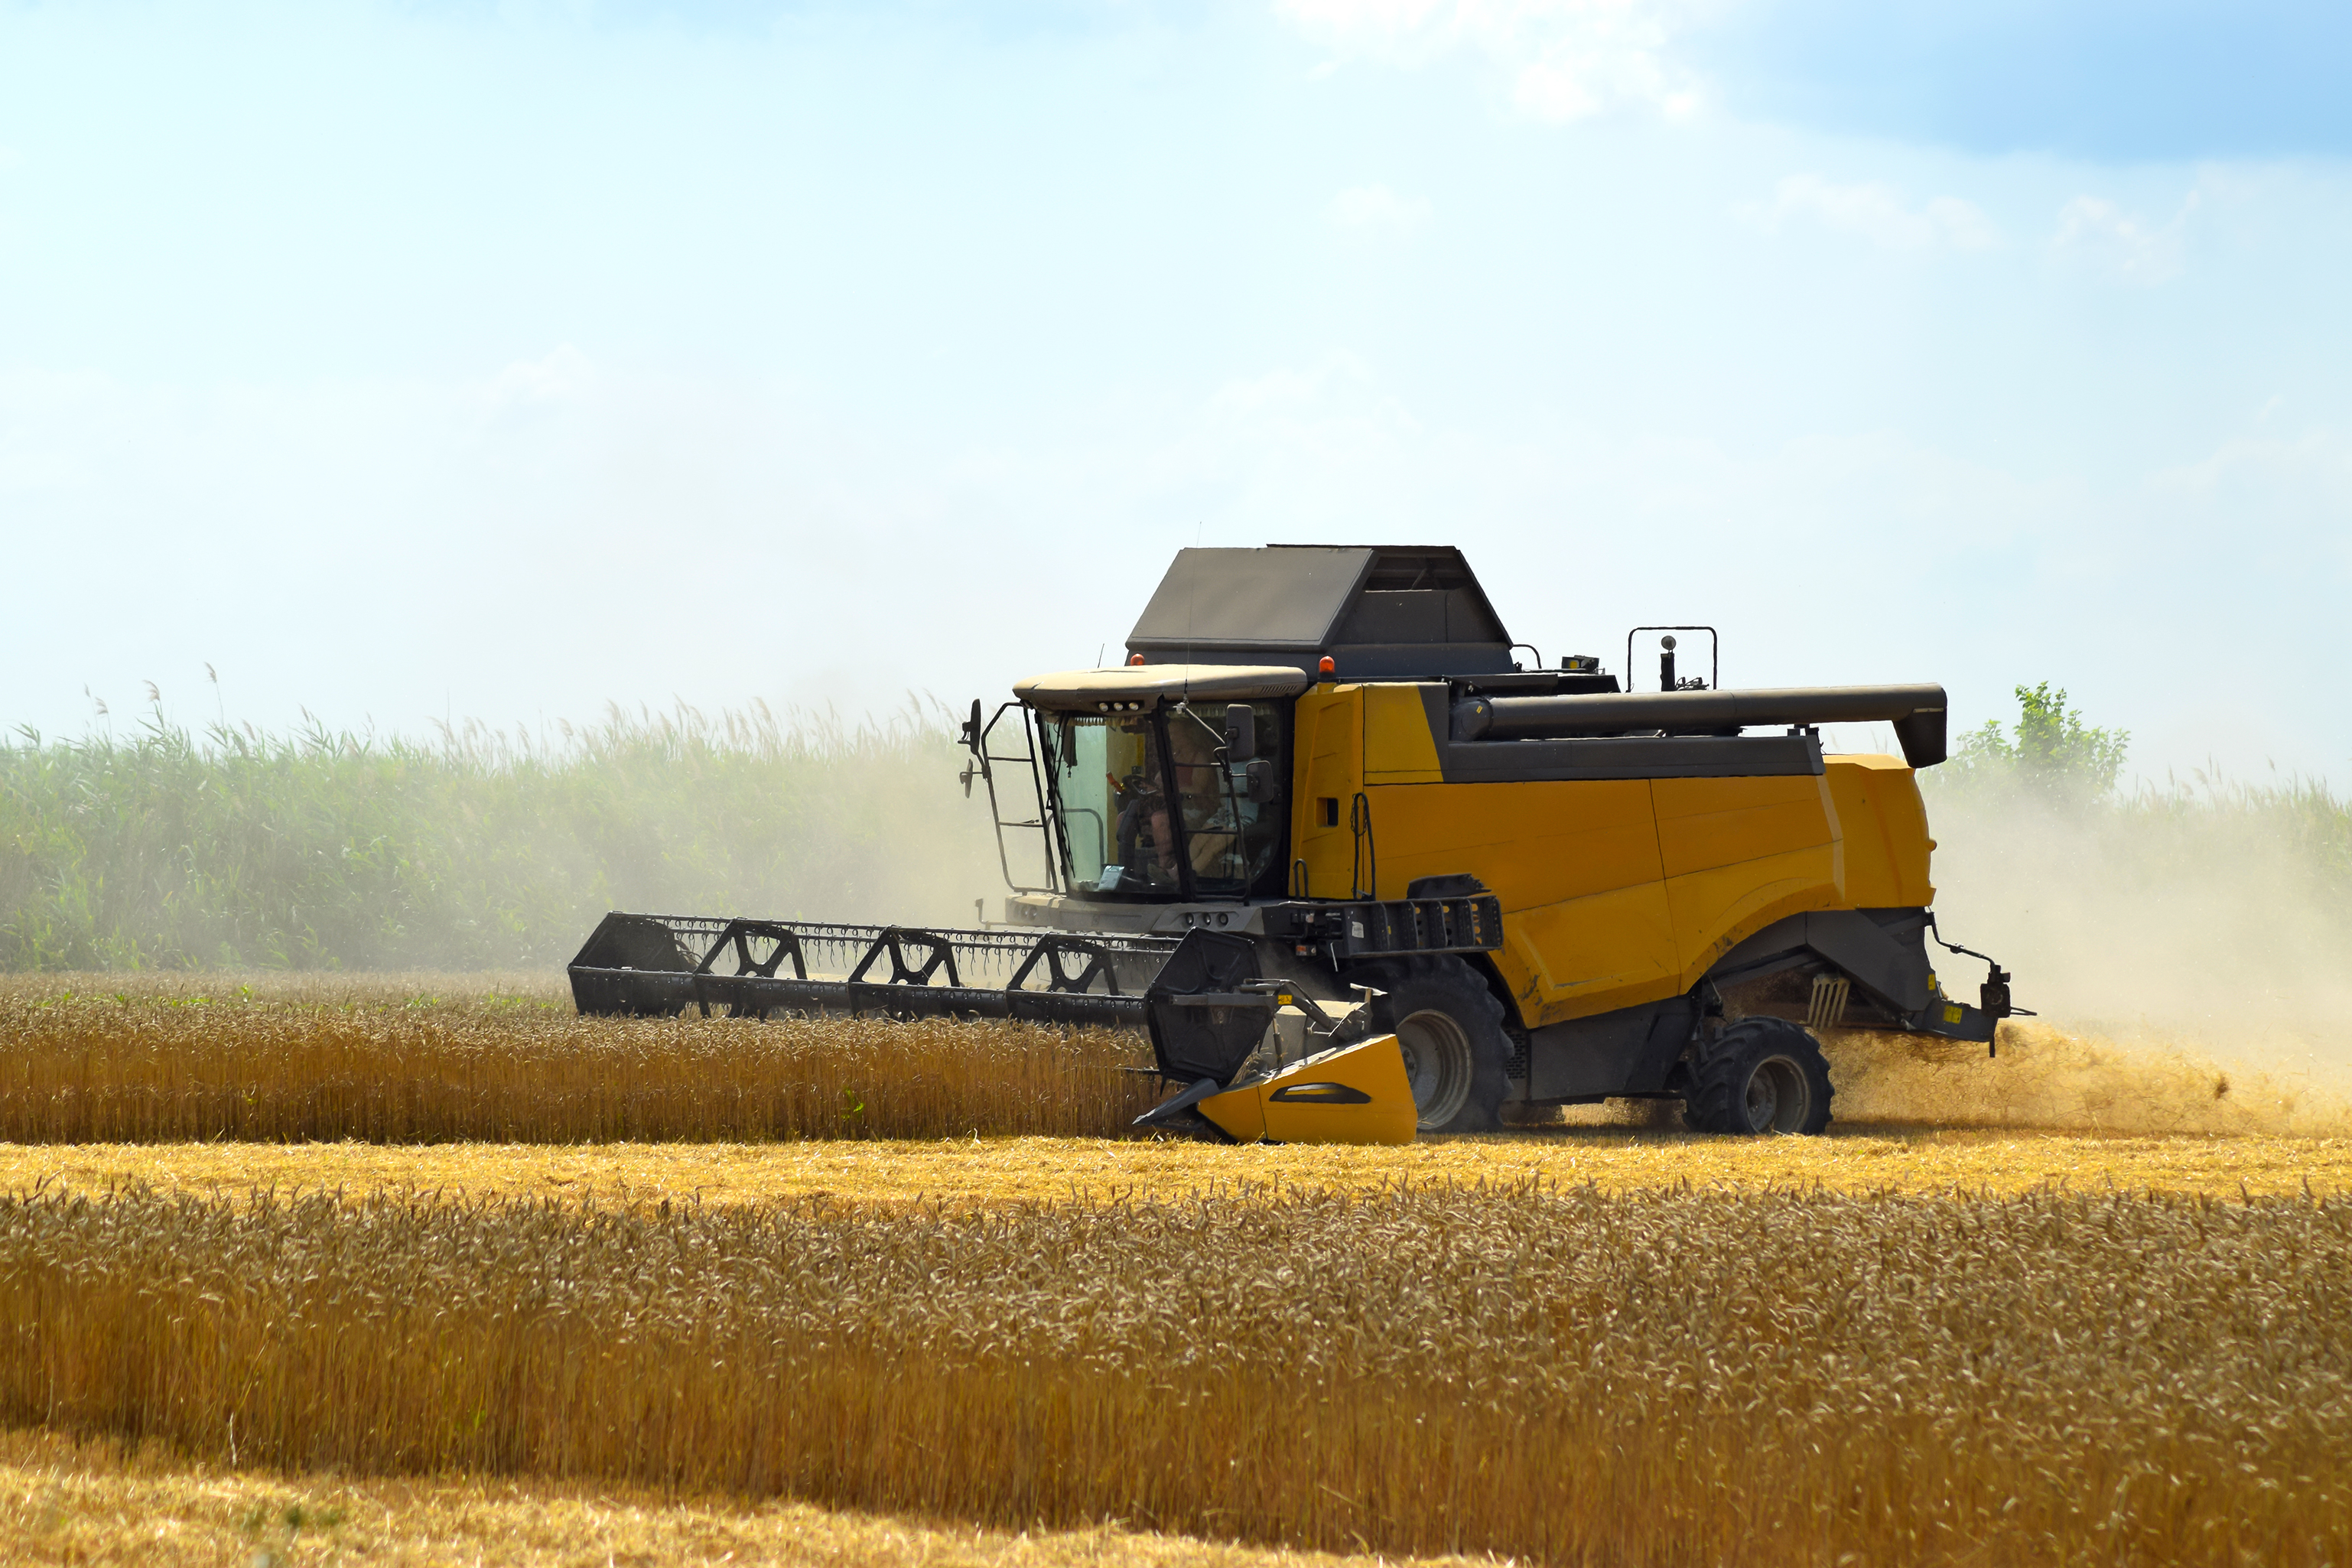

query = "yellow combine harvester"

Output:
[[571, 544, 2020, 1140]]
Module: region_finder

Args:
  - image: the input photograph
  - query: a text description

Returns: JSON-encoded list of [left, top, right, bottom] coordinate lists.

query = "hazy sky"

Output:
[[4, 0, 2347, 786]]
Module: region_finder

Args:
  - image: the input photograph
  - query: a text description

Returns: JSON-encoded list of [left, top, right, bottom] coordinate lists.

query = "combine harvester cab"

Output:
[[572, 543, 2025, 1139]]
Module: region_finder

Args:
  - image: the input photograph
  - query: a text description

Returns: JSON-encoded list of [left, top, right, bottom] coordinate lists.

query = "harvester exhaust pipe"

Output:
[[1452, 683, 1950, 767]]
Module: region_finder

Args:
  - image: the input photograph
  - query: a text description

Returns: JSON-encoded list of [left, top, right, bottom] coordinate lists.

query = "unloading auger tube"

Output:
[[1449, 684, 1952, 766]]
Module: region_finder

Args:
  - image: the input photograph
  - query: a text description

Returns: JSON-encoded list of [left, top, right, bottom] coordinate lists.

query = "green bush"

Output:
[[1932, 684, 2349, 886], [1944, 682, 2131, 805]]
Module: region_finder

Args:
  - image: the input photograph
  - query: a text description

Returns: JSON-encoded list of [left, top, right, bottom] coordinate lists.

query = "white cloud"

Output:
[[2052, 194, 2194, 283], [1327, 184, 1433, 231], [0, 356, 974, 742], [1742, 174, 1999, 251], [2152, 430, 2352, 567], [1277, 0, 1706, 121], [468, 344, 597, 435]]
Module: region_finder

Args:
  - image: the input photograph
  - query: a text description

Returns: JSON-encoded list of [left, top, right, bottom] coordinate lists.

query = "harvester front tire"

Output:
[[1350, 957, 1509, 1134], [1682, 1017, 1834, 1135]]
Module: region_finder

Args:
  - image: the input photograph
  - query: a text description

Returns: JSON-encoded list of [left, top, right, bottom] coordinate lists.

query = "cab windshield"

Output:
[[1043, 702, 1285, 897], [1046, 712, 1176, 894]]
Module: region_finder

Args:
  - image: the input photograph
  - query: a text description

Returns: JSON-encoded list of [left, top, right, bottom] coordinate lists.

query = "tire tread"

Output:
[[1682, 1016, 1836, 1135], [1350, 955, 1511, 1134]]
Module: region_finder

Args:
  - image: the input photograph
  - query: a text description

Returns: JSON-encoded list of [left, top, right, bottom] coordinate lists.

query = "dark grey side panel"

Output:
[[1441, 734, 1826, 782], [1523, 997, 1699, 1101], [1125, 546, 1518, 677], [1413, 684, 1825, 782], [1514, 909, 1934, 1103], [1711, 908, 1934, 1013], [1332, 587, 1505, 648], [1128, 546, 1374, 651]]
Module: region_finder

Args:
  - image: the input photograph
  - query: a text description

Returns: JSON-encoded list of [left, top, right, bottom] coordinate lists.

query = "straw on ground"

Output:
[[8, 1129, 2352, 1209], [0, 1424, 1423, 1568]]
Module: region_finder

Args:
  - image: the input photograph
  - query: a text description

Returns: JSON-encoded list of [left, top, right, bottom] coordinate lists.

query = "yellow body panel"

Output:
[[1199, 1034, 1417, 1146], [1825, 754, 1937, 907], [1368, 779, 1680, 1025], [1199, 1080, 1266, 1141], [1504, 888, 1683, 1021], [1283, 685, 1937, 1030], [1362, 685, 1444, 783], [1290, 685, 1362, 901], [1654, 774, 1843, 978]]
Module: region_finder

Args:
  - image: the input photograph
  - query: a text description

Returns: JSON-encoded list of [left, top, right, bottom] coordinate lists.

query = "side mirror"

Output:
[[1244, 758, 1278, 805], [958, 700, 987, 799], [1223, 703, 1257, 762]]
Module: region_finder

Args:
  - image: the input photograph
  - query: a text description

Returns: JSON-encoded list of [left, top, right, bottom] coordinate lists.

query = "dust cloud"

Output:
[[562, 718, 1013, 938], [1922, 786, 2352, 1092], [1824, 1023, 2351, 1137], [1775, 776, 2352, 1135], [1548, 1020, 2352, 1139]]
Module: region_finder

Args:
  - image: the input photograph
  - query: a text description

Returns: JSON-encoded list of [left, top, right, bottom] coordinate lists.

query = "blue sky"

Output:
[[2, 0, 2347, 786]]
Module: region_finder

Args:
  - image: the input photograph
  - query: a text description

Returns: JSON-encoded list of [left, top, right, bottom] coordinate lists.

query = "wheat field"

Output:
[[7, 971, 2345, 1147], [5, 971, 2350, 1563], [0, 976, 1160, 1143], [5, 1179, 2348, 1565], [10, 1128, 2352, 1209]]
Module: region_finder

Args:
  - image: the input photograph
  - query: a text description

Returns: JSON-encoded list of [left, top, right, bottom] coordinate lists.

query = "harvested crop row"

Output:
[[5, 1183, 2347, 1565], [11, 1130, 2352, 1209], [0, 991, 1157, 1143], [0, 1426, 1394, 1568], [8, 978, 2342, 1146]]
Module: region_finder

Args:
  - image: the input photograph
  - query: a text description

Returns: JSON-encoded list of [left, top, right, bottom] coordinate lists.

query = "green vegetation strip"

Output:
[[0, 704, 994, 971], [2, 688, 2347, 974]]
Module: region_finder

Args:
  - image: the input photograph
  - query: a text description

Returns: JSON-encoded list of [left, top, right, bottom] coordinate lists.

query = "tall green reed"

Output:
[[0, 702, 1000, 972], [5, 691, 2344, 981]]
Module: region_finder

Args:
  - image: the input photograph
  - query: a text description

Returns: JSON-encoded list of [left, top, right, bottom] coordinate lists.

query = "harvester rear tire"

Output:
[[1348, 956, 1510, 1134], [1682, 1017, 1834, 1135]]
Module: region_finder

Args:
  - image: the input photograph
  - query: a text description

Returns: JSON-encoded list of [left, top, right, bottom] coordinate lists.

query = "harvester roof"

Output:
[[1013, 664, 1311, 711], [1125, 545, 1514, 679]]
